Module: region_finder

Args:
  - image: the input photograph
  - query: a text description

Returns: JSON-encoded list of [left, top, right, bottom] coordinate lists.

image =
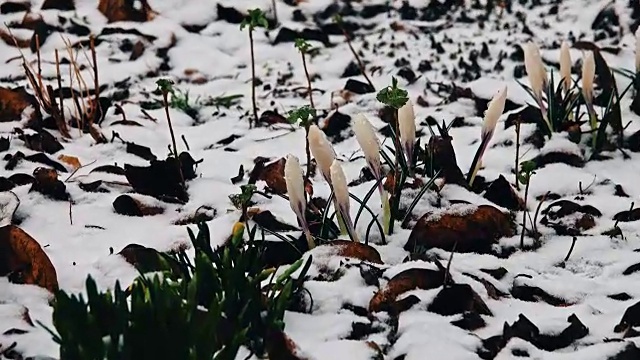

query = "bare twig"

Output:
[[64, 159, 97, 182], [140, 109, 158, 122], [55, 50, 64, 124], [443, 241, 457, 287], [563, 236, 577, 262], [335, 17, 375, 90]]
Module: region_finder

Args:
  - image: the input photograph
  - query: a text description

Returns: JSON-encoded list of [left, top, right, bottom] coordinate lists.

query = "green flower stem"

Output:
[[381, 190, 390, 235], [586, 103, 598, 149], [334, 197, 348, 236]]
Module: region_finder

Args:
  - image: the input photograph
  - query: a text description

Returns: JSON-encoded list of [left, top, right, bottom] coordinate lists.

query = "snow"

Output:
[[1, 0, 640, 358]]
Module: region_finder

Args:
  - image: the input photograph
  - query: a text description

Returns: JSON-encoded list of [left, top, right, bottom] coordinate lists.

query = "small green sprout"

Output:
[[294, 38, 312, 54], [377, 77, 409, 109], [518, 160, 537, 249], [229, 184, 256, 221], [240, 9, 268, 31], [170, 89, 199, 112], [518, 160, 537, 185], [205, 94, 244, 110], [155, 78, 175, 94], [287, 105, 316, 126]]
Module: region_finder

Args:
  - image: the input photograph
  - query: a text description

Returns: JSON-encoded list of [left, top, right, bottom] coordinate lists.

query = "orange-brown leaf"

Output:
[[0, 225, 58, 293]]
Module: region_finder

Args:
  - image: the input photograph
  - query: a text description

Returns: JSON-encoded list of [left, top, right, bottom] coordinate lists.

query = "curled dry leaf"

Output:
[[98, 0, 156, 23], [266, 329, 307, 360], [405, 205, 514, 254], [427, 283, 492, 316], [0, 225, 58, 293], [0, 28, 30, 48], [19, 129, 64, 155], [30, 167, 69, 201], [248, 157, 287, 194], [369, 268, 444, 313], [112, 194, 165, 217], [57, 155, 81, 170], [41, 0, 75, 10], [483, 175, 524, 211], [322, 239, 383, 264], [118, 243, 182, 275], [0, 87, 38, 122]]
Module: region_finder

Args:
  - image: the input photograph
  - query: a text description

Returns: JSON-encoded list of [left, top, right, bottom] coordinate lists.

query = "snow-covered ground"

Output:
[[2, 0, 640, 358]]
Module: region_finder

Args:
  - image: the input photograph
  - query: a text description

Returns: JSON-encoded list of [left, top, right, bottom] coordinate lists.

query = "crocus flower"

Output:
[[308, 125, 336, 184], [330, 160, 359, 242], [524, 41, 550, 132], [398, 99, 416, 169], [524, 41, 548, 101], [285, 155, 314, 249], [468, 86, 507, 186], [353, 114, 382, 186], [560, 41, 572, 94], [582, 52, 595, 105]]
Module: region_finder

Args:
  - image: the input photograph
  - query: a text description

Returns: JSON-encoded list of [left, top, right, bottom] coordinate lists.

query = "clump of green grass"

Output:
[[41, 221, 311, 359]]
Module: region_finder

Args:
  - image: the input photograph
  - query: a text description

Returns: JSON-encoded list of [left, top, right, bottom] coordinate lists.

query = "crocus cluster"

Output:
[[285, 124, 360, 243]]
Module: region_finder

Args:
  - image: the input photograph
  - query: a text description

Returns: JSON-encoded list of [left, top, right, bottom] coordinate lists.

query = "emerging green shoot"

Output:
[[288, 105, 316, 126], [240, 8, 269, 31], [377, 77, 409, 109], [294, 38, 312, 54]]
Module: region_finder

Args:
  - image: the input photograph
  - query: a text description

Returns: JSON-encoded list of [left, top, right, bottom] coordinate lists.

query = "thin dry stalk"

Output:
[[61, 35, 106, 143], [337, 21, 374, 90], [35, 35, 44, 96], [8, 28, 71, 138], [55, 50, 64, 123], [301, 52, 315, 110]]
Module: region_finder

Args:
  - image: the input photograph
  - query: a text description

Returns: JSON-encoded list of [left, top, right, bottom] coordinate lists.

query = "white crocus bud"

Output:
[[285, 155, 314, 249], [353, 114, 382, 184], [482, 86, 507, 140], [635, 27, 640, 74], [582, 52, 595, 105], [398, 99, 416, 169], [560, 41, 572, 94], [468, 86, 507, 187], [308, 125, 336, 184], [524, 41, 547, 101], [330, 160, 359, 242]]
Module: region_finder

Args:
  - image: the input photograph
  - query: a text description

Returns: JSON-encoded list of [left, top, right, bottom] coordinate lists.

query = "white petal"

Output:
[[330, 160, 350, 215], [482, 85, 507, 139], [284, 155, 306, 218], [560, 41, 572, 92], [524, 42, 547, 99], [308, 125, 336, 183], [398, 99, 416, 149], [581, 52, 595, 103], [353, 114, 381, 178]]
